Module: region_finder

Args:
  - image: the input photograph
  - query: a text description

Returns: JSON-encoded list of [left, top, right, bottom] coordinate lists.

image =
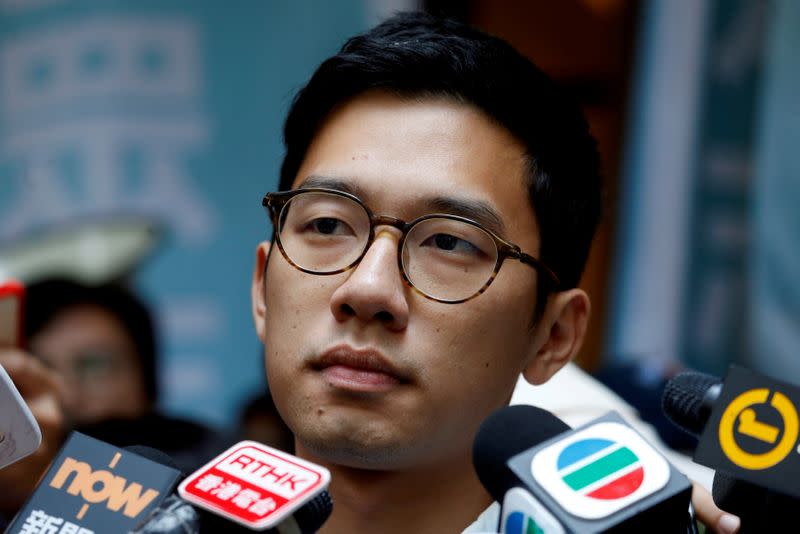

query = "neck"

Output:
[[297, 445, 493, 534]]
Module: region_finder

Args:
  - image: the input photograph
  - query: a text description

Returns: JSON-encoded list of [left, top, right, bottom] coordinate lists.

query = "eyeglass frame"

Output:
[[262, 187, 561, 304]]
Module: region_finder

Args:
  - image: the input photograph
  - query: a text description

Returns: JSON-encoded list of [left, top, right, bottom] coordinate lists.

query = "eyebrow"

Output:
[[297, 176, 365, 197], [296, 175, 507, 235], [424, 197, 506, 235]]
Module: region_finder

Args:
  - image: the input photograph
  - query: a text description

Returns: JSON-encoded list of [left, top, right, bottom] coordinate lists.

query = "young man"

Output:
[[251, 12, 734, 533]]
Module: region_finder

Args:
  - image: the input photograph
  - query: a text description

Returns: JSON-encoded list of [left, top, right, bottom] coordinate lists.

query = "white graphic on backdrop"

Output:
[[0, 16, 216, 244], [0, 119, 212, 242]]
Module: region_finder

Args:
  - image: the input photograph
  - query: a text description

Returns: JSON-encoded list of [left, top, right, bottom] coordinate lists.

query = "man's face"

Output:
[[28, 304, 150, 425], [254, 91, 550, 470]]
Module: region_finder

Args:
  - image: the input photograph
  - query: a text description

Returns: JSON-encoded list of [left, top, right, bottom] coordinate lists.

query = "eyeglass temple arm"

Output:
[[517, 251, 560, 287]]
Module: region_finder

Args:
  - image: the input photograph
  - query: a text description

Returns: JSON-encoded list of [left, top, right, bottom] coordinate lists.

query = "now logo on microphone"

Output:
[[6, 433, 181, 534], [48, 454, 160, 519]]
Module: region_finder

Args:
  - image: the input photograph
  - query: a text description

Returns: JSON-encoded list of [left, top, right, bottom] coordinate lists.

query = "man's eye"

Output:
[[307, 217, 349, 235], [421, 233, 480, 254], [75, 352, 118, 376]]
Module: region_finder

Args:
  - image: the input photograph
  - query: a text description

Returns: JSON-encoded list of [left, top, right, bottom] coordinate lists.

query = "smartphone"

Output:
[[0, 279, 42, 470], [0, 279, 24, 347]]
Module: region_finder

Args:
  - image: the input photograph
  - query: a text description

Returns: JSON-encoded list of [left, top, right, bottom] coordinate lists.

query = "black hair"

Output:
[[279, 12, 602, 312], [23, 278, 159, 404]]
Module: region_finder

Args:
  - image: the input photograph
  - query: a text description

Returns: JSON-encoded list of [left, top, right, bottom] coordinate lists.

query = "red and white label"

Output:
[[178, 441, 330, 530]]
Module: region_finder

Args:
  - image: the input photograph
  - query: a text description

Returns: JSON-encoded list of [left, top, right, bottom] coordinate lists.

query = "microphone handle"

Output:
[[713, 473, 796, 533]]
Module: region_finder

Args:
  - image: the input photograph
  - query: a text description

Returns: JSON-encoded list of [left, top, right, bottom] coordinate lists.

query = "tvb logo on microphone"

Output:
[[531, 422, 670, 520]]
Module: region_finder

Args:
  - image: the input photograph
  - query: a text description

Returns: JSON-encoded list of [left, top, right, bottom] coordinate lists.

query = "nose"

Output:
[[329, 228, 410, 331]]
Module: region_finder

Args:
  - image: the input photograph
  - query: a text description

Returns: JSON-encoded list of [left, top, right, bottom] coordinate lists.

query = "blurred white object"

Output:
[[0, 216, 164, 285], [0, 362, 42, 470]]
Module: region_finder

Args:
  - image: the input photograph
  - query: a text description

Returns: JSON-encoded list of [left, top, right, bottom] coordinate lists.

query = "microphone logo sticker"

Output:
[[179, 440, 330, 530], [531, 422, 669, 519], [504, 511, 542, 534], [556, 439, 643, 500], [500, 487, 565, 534], [48, 453, 160, 520], [718, 388, 799, 470]]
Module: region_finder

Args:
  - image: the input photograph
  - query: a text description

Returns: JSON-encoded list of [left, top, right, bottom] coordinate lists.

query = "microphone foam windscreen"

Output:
[[472, 404, 570, 503], [293, 489, 334, 534], [125, 444, 183, 475], [661, 371, 720, 436]]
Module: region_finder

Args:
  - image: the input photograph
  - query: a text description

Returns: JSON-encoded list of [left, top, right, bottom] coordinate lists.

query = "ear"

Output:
[[251, 241, 272, 342], [522, 288, 590, 385]]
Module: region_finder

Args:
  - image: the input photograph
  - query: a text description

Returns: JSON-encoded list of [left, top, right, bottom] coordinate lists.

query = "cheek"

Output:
[[446, 301, 532, 357], [261, 262, 338, 403], [427, 295, 534, 389], [264, 261, 329, 334]]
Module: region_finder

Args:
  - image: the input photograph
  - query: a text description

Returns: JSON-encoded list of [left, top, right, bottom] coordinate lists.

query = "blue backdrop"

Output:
[[0, 0, 369, 427]]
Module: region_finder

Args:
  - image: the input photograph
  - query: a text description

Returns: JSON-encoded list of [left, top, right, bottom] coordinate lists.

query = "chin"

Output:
[[298, 430, 419, 471]]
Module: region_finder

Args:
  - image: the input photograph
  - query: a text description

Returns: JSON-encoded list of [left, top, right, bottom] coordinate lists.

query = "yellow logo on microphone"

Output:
[[719, 388, 799, 470], [49, 452, 160, 519]]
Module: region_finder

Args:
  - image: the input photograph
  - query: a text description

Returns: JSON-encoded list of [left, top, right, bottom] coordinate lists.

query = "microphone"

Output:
[[6, 432, 182, 533], [125, 444, 183, 473], [662, 366, 800, 533], [134, 489, 332, 533], [474, 406, 694, 533], [661, 371, 722, 437], [473, 405, 572, 534], [134, 441, 333, 533], [473, 404, 571, 505], [175, 440, 331, 532], [132, 493, 201, 533]]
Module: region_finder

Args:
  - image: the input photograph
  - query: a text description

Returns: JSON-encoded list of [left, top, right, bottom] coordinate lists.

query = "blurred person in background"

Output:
[[22, 278, 233, 474], [25, 278, 156, 426]]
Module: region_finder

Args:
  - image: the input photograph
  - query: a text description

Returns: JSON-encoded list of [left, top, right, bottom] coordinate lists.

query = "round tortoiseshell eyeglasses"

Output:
[[263, 188, 560, 304]]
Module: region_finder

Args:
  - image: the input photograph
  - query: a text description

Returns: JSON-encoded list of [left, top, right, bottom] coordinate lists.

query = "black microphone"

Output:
[[473, 404, 570, 505], [661, 371, 722, 437], [473, 405, 572, 533], [133, 493, 201, 533], [474, 405, 694, 533], [123, 445, 200, 533], [662, 367, 800, 533]]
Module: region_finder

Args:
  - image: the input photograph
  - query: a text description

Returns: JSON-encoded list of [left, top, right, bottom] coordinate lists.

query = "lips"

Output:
[[312, 345, 409, 390]]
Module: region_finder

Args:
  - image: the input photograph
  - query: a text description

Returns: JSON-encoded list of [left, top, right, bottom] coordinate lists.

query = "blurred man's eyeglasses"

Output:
[[262, 188, 560, 304], [39, 350, 130, 387]]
